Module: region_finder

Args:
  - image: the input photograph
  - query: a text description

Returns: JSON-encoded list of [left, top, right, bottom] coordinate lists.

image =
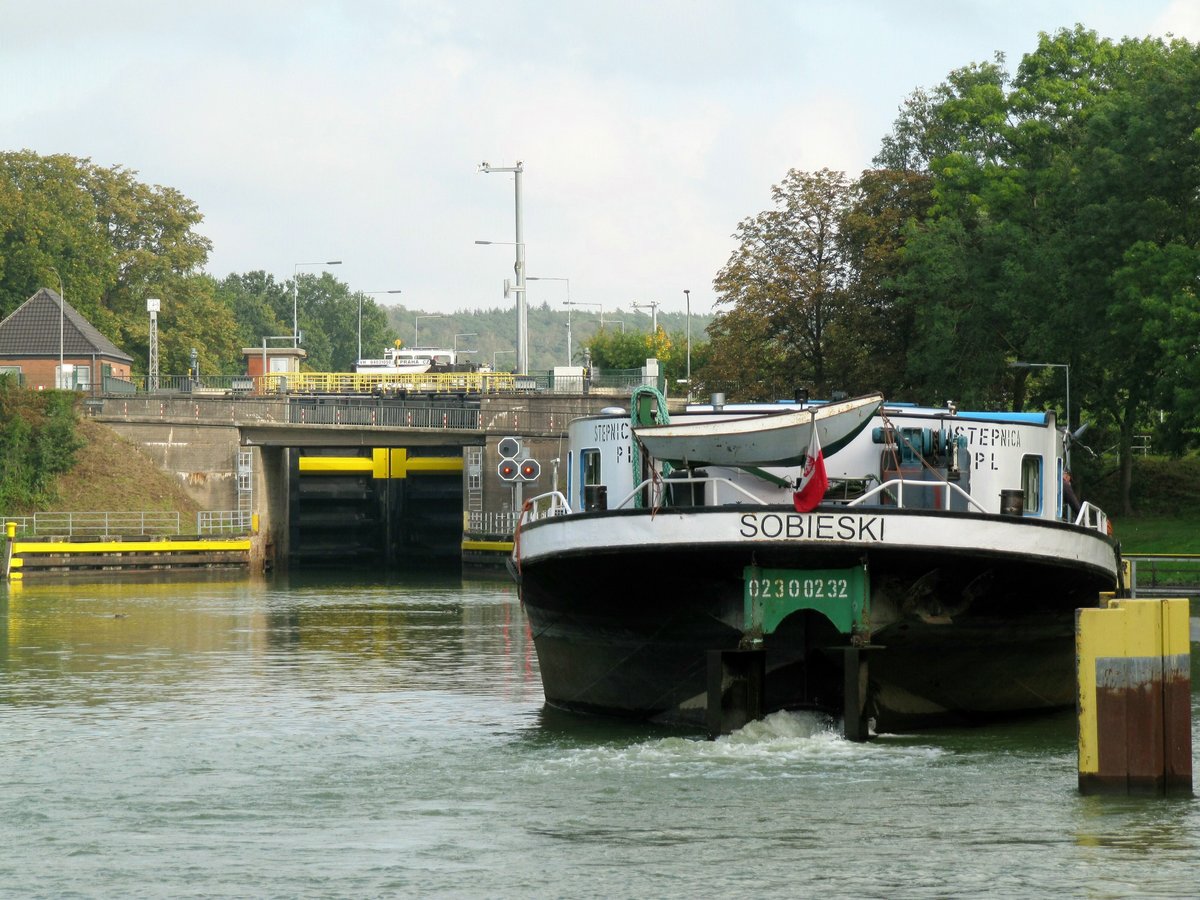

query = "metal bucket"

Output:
[[1000, 489, 1024, 516]]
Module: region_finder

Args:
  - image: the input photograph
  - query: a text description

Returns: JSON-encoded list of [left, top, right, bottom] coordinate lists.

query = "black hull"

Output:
[[517, 524, 1117, 733]]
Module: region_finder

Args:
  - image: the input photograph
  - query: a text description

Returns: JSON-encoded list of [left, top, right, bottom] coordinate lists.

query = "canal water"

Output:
[[1, 573, 1198, 898]]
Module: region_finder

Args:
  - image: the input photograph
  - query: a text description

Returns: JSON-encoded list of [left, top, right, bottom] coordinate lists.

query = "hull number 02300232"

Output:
[[746, 574, 850, 600]]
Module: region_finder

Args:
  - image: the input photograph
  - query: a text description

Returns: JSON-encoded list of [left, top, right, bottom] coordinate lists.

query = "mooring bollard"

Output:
[[1076, 596, 1193, 796]]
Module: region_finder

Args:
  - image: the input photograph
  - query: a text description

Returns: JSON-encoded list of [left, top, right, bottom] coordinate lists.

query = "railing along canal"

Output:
[[1, 511, 252, 538], [1125, 555, 1200, 599]]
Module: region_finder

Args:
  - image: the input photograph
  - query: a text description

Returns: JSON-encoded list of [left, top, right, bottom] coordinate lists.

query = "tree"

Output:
[[0, 151, 215, 372], [710, 168, 854, 398], [876, 28, 1200, 513], [587, 328, 655, 370]]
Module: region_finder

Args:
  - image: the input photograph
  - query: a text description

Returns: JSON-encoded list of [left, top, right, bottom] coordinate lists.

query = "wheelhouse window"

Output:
[[1021, 455, 1042, 514], [582, 448, 601, 486]]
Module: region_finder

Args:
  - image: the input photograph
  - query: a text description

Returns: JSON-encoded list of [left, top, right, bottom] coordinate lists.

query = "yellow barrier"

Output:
[[1076, 597, 1193, 796], [297, 450, 464, 478]]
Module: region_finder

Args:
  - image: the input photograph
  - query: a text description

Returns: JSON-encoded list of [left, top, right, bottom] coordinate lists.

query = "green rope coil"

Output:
[[630, 385, 671, 508]]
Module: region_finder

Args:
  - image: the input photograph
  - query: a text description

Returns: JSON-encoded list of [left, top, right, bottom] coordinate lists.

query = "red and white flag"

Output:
[[792, 427, 828, 513]]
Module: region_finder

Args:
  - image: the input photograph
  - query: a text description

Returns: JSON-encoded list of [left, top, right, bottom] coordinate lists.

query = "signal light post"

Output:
[[496, 436, 540, 519]]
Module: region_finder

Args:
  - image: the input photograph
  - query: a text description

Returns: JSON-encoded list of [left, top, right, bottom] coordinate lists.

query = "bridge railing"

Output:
[[289, 403, 483, 429], [101, 369, 659, 399]]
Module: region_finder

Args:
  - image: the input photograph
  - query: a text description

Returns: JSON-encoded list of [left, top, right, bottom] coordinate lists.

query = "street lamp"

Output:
[[529, 276, 570, 364], [632, 300, 659, 333], [48, 266, 65, 389], [359, 289, 401, 362], [293, 259, 342, 347], [1010, 360, 1071, 461], [493, 349, 516, 371], [477, 161, 527, 375], [415, 314, 443, 346], [566, 300, 602, 327], [684, 289, 691, 401], [454, 333, 478, 356]]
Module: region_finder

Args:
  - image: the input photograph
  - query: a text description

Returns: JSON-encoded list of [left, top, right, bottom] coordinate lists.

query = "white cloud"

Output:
[[1, 1, 1191, 321]]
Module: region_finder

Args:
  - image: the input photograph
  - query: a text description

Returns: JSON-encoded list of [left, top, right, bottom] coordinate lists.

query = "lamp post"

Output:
[[632, 300, 659, 333], [359, 289, 401, 362], [292, 260, 342, 347], [1010, 360, 1071, 461], [454, 333, 478, 357], [684, 289, 691, 400], [565, 300, 601, 327], [415, 314, 443, 347], [477, 161, 527, 375], [48, 266, 65, 389], [529, 276, 570, 364], [493, 349, 516, 371]]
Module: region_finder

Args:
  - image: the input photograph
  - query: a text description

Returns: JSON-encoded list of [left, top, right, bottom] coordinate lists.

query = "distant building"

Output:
[[0, 288, 134, 390], [242, 346, 307, 377]]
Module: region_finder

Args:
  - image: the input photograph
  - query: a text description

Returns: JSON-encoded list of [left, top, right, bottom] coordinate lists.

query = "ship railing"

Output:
[[846, 478, 988, 514], [1073, 501, 1109, 534], [519, 491, 574, 525], [614, 474, 770, 511]]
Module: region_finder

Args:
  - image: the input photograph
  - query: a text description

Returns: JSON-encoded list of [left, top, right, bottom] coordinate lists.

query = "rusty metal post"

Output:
[[706, 648, 765, 738], [843, 646, 869, 742], [1076, 597, 1193, 796]]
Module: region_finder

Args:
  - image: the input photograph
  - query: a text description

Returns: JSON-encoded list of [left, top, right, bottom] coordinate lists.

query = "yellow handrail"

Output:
[[259, 371, 520, 394]]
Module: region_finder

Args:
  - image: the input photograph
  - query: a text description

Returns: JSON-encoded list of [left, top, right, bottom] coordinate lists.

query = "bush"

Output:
[[1075, 453, 1200, 517], [0, 377, 84, 512]]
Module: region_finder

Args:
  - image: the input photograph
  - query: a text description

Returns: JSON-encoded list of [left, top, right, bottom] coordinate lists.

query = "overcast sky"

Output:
[[5, 2, 1198, 319]]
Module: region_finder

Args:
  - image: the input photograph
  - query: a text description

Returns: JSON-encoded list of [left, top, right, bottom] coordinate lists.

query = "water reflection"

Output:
[[0, 571, 538, 711]]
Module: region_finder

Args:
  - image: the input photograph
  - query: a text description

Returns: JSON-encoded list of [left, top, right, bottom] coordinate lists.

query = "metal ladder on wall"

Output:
[[237, 448, 253, 529]]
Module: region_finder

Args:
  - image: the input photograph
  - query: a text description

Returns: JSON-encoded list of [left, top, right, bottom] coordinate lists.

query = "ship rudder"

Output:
[[705, 648, 765, 738]]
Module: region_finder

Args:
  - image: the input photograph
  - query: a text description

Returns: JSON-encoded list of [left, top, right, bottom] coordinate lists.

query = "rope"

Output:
[[512, 498, 532, 576], [630, 385, 671, 509]]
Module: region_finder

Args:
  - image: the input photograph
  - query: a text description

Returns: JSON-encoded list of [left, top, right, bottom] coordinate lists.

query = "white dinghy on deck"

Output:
[[632, 392, 883, 468]]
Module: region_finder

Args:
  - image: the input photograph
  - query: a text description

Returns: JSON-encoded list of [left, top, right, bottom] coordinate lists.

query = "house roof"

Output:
[[0, 288, 133, 363]]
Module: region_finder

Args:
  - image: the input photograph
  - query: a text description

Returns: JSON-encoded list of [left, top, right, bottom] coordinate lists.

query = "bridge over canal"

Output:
[[92, 391, 646, 569]]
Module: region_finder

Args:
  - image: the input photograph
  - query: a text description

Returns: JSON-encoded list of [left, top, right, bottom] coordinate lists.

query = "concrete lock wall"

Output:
[[105, 421, 242, 511]]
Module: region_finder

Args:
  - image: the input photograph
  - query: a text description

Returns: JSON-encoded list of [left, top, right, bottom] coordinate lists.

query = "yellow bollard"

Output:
[[4, 521, 16, 581], [1076, 597, 1193, 796]]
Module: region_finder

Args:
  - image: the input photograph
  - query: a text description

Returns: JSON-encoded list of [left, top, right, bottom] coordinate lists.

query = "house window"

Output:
[[1021, 455, 1042, 514]]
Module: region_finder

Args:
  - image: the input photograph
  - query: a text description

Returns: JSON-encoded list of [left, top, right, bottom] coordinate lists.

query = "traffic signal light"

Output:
[[497, 436, 540, 483]]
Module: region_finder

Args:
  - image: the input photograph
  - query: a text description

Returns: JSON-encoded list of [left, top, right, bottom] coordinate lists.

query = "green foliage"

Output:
[[0, 150, 223, 375], [587, 328, 655, 370], [0, 378, 84, 511]]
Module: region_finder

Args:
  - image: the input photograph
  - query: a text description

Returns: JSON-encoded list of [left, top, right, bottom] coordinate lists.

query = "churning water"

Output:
[[1, 573, 1198, 898]]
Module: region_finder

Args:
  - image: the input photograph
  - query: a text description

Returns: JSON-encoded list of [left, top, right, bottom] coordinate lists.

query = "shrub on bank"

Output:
[[0, 376, 84, 512], [1074, 452, 1200, 518]]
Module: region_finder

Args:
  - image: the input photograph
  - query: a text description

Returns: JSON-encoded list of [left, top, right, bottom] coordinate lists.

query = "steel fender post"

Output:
[[1077, 597, 1192, 796]]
